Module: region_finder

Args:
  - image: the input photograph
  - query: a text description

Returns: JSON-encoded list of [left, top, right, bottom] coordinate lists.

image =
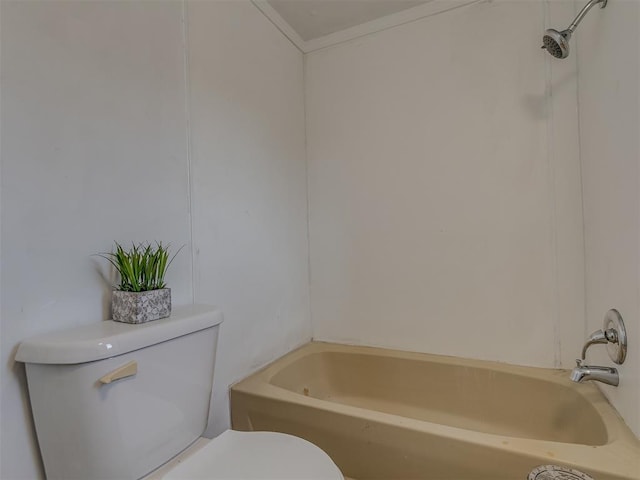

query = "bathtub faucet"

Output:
[[570, 309, 628, 387], [570, 360, 619, 386]]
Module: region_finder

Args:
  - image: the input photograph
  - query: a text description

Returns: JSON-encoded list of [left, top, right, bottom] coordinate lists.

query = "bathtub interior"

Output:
[[268, 351, 608, 446], [232, 344, 640, 480]]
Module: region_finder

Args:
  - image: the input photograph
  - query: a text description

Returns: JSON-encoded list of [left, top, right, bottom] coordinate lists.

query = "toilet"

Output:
[[15, 305, 343, 480]]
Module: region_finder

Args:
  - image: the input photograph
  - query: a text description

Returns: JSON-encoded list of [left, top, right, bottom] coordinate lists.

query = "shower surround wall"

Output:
[[0, 2, 309, 479], [306, 0, 585, 368], [576, 0, 640, 437], [306, 0, 639, 438]]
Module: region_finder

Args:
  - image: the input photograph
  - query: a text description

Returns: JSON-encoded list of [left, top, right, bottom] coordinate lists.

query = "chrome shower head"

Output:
[[542, 29, 572, 59], [542, 0, 607, 59]]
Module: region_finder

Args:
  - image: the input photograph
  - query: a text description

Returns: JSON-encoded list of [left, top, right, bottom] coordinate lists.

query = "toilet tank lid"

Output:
[[15, 304, 223, 365]]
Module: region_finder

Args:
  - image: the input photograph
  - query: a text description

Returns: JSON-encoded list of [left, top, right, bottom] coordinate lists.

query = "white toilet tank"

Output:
[[16, 304, 223, 480]]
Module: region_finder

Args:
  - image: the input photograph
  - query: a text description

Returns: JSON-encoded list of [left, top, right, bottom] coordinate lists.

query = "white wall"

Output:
[[0, 1, 309, 478], [306, 0, 586, 368], [576, 0, 639, 438], [185, 1, 310, 436]]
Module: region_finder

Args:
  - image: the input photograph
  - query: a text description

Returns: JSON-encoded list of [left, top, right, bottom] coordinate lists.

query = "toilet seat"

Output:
[[163, 430, 343, 480]]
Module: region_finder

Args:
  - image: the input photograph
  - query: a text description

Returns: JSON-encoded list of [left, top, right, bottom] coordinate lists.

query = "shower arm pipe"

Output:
[[567, 0, 607, 33]]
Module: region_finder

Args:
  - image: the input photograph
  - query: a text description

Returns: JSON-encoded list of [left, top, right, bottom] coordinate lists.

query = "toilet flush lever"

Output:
[[99, 360, 137, 384]]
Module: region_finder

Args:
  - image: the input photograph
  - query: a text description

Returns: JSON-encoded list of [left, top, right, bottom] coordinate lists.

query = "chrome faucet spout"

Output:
[[571, 310, 627, 387], [570, 362, 619, 386]]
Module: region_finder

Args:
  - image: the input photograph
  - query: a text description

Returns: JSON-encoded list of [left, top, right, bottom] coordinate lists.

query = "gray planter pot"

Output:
[[112, 288, 171, 324]]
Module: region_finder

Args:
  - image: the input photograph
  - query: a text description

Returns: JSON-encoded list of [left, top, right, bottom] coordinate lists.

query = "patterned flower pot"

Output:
[[111, 288, 171, 324]]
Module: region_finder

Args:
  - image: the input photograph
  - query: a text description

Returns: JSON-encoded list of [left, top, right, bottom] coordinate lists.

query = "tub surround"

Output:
[[232, 342, 640, 480]]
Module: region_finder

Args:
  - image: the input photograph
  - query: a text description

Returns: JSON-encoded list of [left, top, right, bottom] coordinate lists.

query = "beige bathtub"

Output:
[[231, 342, 639, 480]]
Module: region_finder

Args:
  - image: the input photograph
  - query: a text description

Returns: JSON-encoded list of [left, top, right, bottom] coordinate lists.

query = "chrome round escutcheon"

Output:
[[604, 309, 627, 365], [528, 465, 594, 480]]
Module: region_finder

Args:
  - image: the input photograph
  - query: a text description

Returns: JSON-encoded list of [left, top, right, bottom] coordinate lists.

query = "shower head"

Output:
[[542, 29, 572, 59], [542, 0, 607, 59]]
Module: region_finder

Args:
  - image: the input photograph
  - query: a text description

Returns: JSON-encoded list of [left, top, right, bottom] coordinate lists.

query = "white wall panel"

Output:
[[306, 0, 585, 368], [577, 0, 639, 437], [186, 0, 310, 436]]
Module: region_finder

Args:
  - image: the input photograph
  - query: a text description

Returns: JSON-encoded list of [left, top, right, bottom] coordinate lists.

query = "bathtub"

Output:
[[231, 342, 639, 480]]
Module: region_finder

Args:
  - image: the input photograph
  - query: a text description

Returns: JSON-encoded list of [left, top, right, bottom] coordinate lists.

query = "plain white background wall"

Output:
[[185, 0, 311, 437], [306, 0, 586, 368], [577, 0, 639, 437], [0, 1, 309, 478]]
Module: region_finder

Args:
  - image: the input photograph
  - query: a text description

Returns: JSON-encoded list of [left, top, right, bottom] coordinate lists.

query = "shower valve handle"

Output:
[[580, 309, 627, 365]]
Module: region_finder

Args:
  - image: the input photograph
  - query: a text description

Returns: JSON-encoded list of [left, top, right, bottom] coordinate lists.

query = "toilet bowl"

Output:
[[16, 305, 343, 480], [148, 430, 343, 480]]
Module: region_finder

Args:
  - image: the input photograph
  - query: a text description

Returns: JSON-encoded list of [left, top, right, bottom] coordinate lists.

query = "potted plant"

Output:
[[98, 242, 181, 324]]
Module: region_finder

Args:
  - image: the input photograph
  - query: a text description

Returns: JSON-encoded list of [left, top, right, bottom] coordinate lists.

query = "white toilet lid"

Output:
[[163, 430, 344, 480]]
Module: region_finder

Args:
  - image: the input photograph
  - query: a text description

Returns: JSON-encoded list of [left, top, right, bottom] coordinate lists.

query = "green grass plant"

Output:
[[97, 242, 182, 292]]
